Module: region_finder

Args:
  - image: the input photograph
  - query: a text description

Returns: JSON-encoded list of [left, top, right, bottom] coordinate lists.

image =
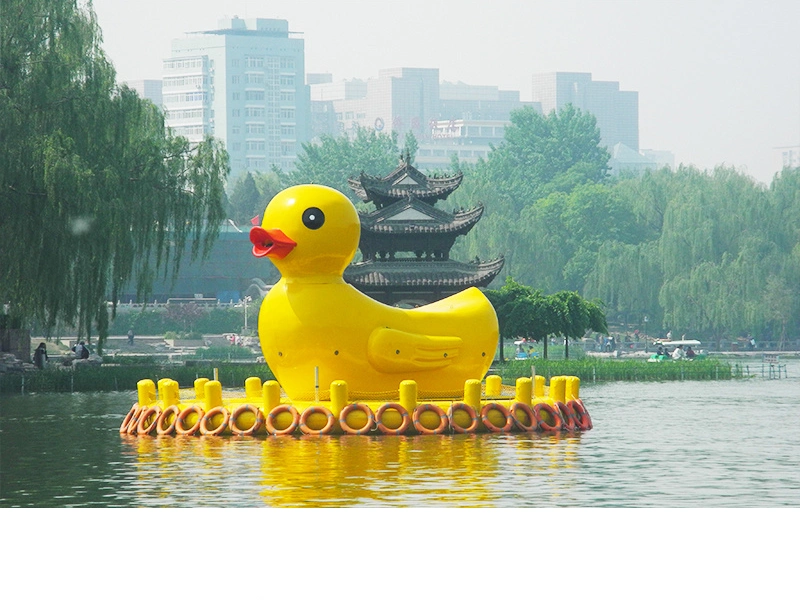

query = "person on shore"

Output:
[[33, 342, 48, 369], [72, 341, 89, 360], [127, 329, 135, 345]]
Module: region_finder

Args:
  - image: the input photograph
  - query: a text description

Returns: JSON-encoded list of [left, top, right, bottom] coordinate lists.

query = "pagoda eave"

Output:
[[344, 257, 505, 290]]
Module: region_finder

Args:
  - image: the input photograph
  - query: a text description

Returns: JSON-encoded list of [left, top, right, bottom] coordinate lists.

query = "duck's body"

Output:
[[251, 184, 498, 398]]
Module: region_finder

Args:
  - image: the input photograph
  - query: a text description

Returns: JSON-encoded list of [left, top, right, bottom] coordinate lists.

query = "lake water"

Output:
[[1, 360, 798, 508]]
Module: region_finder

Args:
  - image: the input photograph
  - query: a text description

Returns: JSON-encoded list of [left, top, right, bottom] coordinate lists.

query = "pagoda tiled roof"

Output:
[[359, 198, 484, 236], [344, 257, 505, 290], [348, 159, 463, 208]]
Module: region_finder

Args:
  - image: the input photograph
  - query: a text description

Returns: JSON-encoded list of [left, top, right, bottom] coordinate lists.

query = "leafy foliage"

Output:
[[275, 126, 401, 200], [485, 277, 607, 359], [227, 170, 283, 224], [0, 0, 229, 350]]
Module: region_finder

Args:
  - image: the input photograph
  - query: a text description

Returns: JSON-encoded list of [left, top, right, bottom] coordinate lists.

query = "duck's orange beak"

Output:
[[250, 227, 296, 259]]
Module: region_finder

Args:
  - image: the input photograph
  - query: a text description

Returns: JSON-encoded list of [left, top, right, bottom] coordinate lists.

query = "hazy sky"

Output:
[[91, 0, 800, 184]]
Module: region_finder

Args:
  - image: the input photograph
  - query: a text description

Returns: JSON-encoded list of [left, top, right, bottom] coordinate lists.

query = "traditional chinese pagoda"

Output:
[[343, 153, 504, 306]]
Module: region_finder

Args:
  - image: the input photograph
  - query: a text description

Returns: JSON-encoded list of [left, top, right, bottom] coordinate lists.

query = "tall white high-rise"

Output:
[[163, 17, 309, 183]]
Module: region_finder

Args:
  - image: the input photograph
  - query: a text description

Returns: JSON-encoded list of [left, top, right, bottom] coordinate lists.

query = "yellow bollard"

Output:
[[262, 380, 281, 414], [156, 378, 170, 405], [161, 379, 180, 407], [194, 378, 209, 402], [137, 379, 156, 406], [515, 377, 533, 406], [245, 376, 262, 399], [565, 376, 581, 401], [549, 376, 566, 403], [329, 380, 348, 419], [399, 380, 418, 415], [534, 375, 546, 399], [485, 374, 502, 397], [464, 379, 482, 413], [204, 380, 222, 411]]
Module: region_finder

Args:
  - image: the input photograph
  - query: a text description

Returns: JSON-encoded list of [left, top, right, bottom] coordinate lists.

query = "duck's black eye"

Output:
[[302, 207, 325, 230]]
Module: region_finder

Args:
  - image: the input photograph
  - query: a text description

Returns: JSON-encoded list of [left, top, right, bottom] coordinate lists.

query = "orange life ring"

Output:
[[126, 405, 146, 434], [156, 404, 180, 435], [200, 406, 230, 436], [533, 403, 562, 433], [375, 402, 411, 435], [480, 402, 514, 433], [136, 406, 162, 435], [568, 400, 592, 430], [230, 404, 264, 436], [413, 403, 448, 435], [339, 403, 375, 435], [299, 406, 336, 435], [120, 403, 140, 434], [447, 402, 479, 434], [555, 401, 577, 432], [265, 405, 299, 436], [175, 406, 204, 435], [509, 402, 538, 432]]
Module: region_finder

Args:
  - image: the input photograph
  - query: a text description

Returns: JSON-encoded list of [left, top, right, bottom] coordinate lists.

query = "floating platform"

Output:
[[120, 374, 592, 436]]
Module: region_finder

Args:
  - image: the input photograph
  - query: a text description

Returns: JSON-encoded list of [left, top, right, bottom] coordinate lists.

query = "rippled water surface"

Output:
[[2, 362, 799, 507]]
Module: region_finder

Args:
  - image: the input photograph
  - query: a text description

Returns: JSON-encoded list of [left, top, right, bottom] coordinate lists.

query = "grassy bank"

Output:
[[1, 356, 744, 395], [0, 363, 275, 395], [494, 357, 741, 383]]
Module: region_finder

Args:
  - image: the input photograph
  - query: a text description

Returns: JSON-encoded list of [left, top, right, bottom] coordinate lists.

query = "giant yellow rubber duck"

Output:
[[250, 184, 499, 399]]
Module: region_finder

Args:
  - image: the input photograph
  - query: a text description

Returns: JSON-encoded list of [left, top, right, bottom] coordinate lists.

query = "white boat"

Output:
[[648, 339, 705, 361]]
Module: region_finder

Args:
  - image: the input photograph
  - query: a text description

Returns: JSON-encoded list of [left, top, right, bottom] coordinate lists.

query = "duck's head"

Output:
[[250, 184, 360, 278]]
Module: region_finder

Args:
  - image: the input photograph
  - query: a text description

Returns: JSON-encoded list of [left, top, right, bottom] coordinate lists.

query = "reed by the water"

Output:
[[495, 357, 740, 383]]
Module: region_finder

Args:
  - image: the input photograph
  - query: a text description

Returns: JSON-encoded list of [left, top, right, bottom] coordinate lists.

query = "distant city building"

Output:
[[416, 118, 508, 171], [162, 17, 310, 184], [124, 79, 163, 107], [309, 70, 539, 170], [310, 67, 440, 142], [776, 145, 800, 170], [608, 143, 656, 176], [609, 145, 675, 176], [640, 149, 675, 170], [532, 72, 639, 151]]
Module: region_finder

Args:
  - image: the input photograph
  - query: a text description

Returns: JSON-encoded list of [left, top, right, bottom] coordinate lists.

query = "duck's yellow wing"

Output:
[[367, 328, 462, 373]]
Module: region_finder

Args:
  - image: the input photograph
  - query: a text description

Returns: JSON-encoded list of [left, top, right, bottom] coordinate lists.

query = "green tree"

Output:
[[485, 277, 606, 360], [226, 171, 260, 224], [549, 291, 588, 359], [252, 171, 283, 209], [484, 277, 534, 361], [0, 0, 229, 350], [403, 130, 419, 164], [449, 105, 611, 288], [277, 126, 401, 201], [488, 104, 610, 213], [762, 274, 795, 349]]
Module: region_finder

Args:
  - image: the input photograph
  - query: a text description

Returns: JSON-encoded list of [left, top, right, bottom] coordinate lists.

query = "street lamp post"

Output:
[[244, 296, 252, 332], [644, 315, 648, 352]]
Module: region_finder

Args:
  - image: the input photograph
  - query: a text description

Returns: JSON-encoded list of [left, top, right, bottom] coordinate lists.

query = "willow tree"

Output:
[[0, 0, 229, 350]]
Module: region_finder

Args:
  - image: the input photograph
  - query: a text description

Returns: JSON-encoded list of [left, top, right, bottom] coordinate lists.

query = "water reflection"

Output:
[[2, 363, 799, 507], [115, 432, 584, 507]]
